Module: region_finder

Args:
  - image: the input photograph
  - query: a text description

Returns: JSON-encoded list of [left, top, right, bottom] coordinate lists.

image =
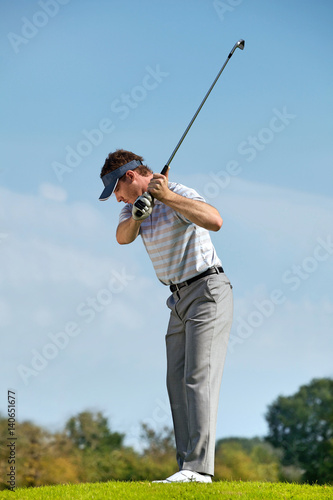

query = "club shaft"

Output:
[[161, 39, 244, 175]]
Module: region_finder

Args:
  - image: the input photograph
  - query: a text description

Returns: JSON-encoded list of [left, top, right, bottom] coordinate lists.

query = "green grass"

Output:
[[0, 481, 332, 499]]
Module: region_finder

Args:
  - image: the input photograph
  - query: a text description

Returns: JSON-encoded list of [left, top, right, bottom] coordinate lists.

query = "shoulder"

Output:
[[167, 182, 206, 202]]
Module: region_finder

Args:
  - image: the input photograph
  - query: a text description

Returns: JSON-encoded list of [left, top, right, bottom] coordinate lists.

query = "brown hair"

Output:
[[100, 149, 153, 178]]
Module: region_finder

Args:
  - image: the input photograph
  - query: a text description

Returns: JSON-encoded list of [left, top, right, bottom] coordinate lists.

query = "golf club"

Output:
[[134, 39, 245, 217], [160, 39, 245, 175]]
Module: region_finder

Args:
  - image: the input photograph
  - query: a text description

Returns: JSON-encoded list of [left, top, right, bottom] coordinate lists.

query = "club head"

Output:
[[229, 39, 245, 57], [237, 39, 245, 50]]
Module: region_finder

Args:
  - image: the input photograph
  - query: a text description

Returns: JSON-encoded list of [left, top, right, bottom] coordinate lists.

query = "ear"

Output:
[[125, 170, 135, 182]]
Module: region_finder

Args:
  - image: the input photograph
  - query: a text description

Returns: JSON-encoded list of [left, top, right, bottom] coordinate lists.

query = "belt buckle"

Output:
[[171, 281, 187, 292], [212, 265, 222, 275]]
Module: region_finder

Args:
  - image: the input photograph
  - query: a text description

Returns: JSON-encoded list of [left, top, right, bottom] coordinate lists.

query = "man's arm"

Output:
[[148, 172, 223, 232], [116, 217, 141, 245], [161, 191, 222, 231]]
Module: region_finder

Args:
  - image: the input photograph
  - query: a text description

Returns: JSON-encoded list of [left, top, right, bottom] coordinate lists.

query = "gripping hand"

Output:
[[132, 192, 154, 221]]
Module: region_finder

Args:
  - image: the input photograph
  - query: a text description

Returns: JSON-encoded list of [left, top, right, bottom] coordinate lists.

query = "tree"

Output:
[[265, 377, 333, 484], [65, 411, 124, 452], [64, 410, 131, 482], [214, 437, 280, 482], [0, 416, 80, 488], [140, 423, 175, 457], [137, 423, 176, 480]]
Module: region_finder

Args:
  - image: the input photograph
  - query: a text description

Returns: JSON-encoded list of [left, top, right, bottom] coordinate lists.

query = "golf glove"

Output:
[[132, 192, 154, 221]]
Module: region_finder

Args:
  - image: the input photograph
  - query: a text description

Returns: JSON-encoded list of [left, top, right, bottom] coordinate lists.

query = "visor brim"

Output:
[[99, 178, 119, 201], [99, 159, 142, 201]]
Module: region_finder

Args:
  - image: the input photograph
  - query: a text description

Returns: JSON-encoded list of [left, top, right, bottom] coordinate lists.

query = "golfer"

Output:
[[99, 149, 233, 483]]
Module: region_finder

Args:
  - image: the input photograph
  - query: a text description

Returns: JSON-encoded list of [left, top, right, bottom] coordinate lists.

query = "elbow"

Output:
[[116, 231, 135, 245], [116, 235, 131, 245], [116, 232, 129, 245], [211, 216, 223, 232]]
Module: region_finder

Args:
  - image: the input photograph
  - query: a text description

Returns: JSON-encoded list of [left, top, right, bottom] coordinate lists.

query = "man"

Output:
[[99, 149, 233, 483]]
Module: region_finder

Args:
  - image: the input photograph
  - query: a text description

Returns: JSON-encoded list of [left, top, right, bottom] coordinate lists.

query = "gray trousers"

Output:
[[165, 272, 233, 476]]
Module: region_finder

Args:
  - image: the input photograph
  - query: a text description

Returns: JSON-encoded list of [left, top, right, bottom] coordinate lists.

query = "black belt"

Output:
[[170, 266, 224, 293]]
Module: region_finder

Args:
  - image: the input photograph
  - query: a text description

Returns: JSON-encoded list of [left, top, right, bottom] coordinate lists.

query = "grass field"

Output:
[[0, 481, 332, 499]]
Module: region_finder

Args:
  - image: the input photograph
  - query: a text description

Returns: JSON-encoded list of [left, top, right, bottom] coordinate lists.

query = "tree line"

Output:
[[0, 377, 332, 489]]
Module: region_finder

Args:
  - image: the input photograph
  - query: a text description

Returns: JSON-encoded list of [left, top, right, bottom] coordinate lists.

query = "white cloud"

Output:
[[31, 307, 55, 328], [39, 183, 68, 202], [0, 298, 12, 328]]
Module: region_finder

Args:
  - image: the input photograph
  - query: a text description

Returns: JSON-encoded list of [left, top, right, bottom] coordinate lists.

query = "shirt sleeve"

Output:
[[118, 204, 133, 224], [169, 183, 206, 223], [171, 183, 206, 202]]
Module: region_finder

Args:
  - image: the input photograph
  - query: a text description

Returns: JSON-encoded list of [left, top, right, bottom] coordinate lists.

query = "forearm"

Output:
[[116, 217, 141, 244], [160, 190, 223, 231]]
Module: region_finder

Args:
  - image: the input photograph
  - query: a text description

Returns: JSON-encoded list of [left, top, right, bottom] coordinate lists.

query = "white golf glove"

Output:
[[132, 192, 154, 221]]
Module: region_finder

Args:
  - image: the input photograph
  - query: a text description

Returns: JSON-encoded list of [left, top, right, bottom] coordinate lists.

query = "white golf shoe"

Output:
[[152, 469, 212, 483]]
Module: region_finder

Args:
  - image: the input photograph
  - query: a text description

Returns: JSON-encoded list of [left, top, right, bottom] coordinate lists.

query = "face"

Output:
[[114, 171, 150, 204]]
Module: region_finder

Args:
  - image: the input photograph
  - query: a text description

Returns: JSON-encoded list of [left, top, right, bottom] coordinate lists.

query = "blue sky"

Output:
[[1, 0, 332, 449]]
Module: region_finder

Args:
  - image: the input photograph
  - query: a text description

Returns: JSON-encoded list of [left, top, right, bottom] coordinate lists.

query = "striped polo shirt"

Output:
[[118, 182, 222, 285]]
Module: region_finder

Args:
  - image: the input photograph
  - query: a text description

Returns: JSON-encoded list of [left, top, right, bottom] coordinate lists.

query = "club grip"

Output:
[[160, 164, 169, 175]]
